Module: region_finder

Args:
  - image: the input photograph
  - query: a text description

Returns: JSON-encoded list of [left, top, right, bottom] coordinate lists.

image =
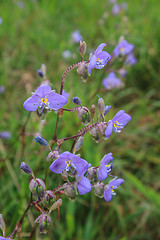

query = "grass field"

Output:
[[0, 0, 160, 239]]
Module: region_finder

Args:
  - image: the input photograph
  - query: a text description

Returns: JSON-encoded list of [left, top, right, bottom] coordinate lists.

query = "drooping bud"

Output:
[[61, 170, 68, 181], [64, 184, 76, 200], [46, 151, 59, 162], [104, 105, 112, 116], [78, 107, 91, 125], [79, 40, 87, 57], [37, 107, 48, 120], [36, 213, 52, 234], [90, 104, 96, 120], [77, 62, 88, 83], [72, 97, 81, 105], [98, 97, 105, 115], [35, 136, 48, 146], [20, 162, 32, 174], [87, 167, 97, 181], [73, 136, 84, 153], [94, 182, 105, 198], [0, 214, 5, 237], [29, 178, 46, 200], [43, 190, 56, 209]]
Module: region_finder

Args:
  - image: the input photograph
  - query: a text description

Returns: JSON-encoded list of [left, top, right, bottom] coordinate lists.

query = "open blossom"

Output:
[[113, 40, 134, 57], [72, 30, 82, 43], [23, 84, 67, 112], [104, 178, 124, 201], [102, 72, 123, 90], [125, 53, 137, 65], [105, 110, 131, 138], [49, 151, 91, 176], [76, 176, 92, 195], [88, 43, 111, 74], [98, 153, 113, 181]]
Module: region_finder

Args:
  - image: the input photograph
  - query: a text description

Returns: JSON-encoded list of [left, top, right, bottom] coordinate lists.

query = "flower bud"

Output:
[[20, 162, 32, 174], [38, 213, 52, 234], [104, 105, 112, 116], [91, 104, 96, 120], [77, 62, 88, 83], [37, 69, 44, 78], [61, 170, 68, 181], [29, 178, 46, 200], [64, 184, 76, 200], [49, 199, 62, 212], [72, 97, 81, 105], [79, 40, 87, 57], [46, 151, 59, 162], [73, 136, 84, 153], [87, 167, 97, 181], [43, 190, 56, 209], [0, 214, 5, 237], [98, 97, 105, 115], [94, 182, 105, 198], [37, 64, 46, 78], [35, 136, 48, 146], [78, 107, 91, 125]]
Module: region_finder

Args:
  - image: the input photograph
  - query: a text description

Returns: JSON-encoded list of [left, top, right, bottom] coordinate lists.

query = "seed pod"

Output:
[[79, 40, 87, 57], [64, 184, 76, 200], [29, 178, 46, 200], [94, 182, 105, 198]]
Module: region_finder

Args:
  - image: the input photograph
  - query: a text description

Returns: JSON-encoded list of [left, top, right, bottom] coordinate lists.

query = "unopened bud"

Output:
[[104, 105, 111, 116], [38, 213, 52, 234], [91, 105, 96, 120], [94, 182, 105, 198], [46, 151, 59, 161], [43, 190, 56, 209], [35, 136, 48, 146], [37, 69, 44, 78], [20, 162, 32, 174], [79, 40, 87, 57], [64, 184, 76, 200], [72, 97, 81, 105], [29, 178, 46, 199], [49, 199, 62, 212], [37, 64, 46, 78], [0, 214, 5, 237], [77, 62, 88, 83], [61, 170, 68, 181], [87, 167, 97, 181], [98, 97, 105, 115], [78, 107, 91, 125], [73, 136, 84, 153]]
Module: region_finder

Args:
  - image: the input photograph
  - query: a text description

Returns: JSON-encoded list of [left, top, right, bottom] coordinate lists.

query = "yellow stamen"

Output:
[[65, 160, 71, 167], [112, 189, 114, 193], [105, 164, 110, 167], [120, 47, 125, 52], [114, 121, 120, 128], [41, 97, 48, 105], [97, 58, 102, 63]]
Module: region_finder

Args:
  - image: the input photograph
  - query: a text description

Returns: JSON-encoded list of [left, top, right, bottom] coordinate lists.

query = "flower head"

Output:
[[113, 40, 134, 57], [98, 153, 113, 181], [23, 84, 67, 112], [49, 151, 91, 176], [88, 43, 111, 74], [0, 131, 11, 139], [104, 178, 124, 201], [72, 30, 82, 43], [125, 53, 137, 65], [76, 176, 92, 195], [102, 72, 123, 90], [105, 110, 131, 138]]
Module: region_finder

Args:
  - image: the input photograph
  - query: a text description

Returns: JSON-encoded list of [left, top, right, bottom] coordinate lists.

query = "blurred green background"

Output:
[[0, 0, 160, 239]]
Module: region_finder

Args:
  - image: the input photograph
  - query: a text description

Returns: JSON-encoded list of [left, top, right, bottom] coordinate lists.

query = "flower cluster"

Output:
[[0, 40, 132, 239]]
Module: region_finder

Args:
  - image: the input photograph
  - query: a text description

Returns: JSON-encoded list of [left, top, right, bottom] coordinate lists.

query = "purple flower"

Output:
[[105, 110, 131, 138], [113, 40, 134, 57], [112, 4, 121, 15], [98, 153, 113, 181], [49, 151, 91, 176], [35, 136, 48, 146], [88, 43, 111, 74], [118, 68, 127, 78], [125, 53, 137, 65], [0, 237, 11, 240], [72, 30, 82, 43], [104, 105, 112, 116], [23, 84, 67, 112], [77, 176, 92, 195], [104, 178, 124, 201], [0, 86, 5, 93], [0, 131, 11, 139], [62, 90, 69, 100], [62, 50, 72, 59], [102, 72, 123, 90], [0, 17, 2, 25]]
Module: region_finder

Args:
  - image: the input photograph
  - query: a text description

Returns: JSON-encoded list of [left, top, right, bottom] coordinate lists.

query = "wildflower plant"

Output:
[[0, 41, 131, 239]]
